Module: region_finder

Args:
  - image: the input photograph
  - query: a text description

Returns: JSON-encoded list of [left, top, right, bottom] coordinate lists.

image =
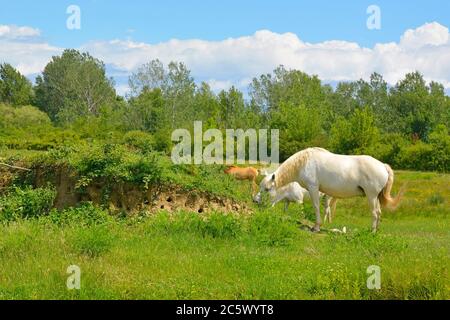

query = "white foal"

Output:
[[254, 181, 337, 219]]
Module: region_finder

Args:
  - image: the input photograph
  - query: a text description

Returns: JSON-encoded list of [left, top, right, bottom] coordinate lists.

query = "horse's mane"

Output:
[[274, 148, 329, 188]]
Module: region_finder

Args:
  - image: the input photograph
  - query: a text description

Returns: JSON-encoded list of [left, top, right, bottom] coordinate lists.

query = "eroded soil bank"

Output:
[[1, 165, 250, 214]]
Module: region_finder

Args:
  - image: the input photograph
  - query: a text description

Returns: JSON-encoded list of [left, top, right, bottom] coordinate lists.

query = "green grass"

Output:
[[0, 171, 448, 300]]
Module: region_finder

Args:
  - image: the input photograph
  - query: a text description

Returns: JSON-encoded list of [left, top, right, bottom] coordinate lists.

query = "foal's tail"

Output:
[[378, 164, 405, 210]]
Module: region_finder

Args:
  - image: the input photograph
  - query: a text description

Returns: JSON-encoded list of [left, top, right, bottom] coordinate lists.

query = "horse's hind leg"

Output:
[[368, 194, 382, 233], [325, 197, 338, 223]]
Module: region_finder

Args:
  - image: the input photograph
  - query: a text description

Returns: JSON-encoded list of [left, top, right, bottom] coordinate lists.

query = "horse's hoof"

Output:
[[310, 226, 321, 233]]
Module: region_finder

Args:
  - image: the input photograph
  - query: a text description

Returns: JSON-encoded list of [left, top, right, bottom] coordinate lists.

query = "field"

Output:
[[0, 168, 448, 300]]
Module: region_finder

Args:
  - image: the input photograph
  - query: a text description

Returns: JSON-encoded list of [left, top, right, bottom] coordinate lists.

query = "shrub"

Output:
[[396, 142, 433, 171], [428, 124, 450, 172], [0, 186, 56, 221], [329, 107, 380, 155], [123, 130, 156, 153], [43, 202, 111, 227]]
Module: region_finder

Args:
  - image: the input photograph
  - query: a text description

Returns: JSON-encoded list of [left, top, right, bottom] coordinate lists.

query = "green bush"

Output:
[[396, 142, 433, 171], [123, 130, 156, 153], [428, 124, 450, 172], [0, 186, 56, 221], [0, 104, 81, 151], [43, 202, 112, 227], [329, 107, 380, 155]]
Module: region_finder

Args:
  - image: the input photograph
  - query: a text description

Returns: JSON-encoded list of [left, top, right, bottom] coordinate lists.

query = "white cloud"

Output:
[[1, 22, 450, 94], [0, 40, 62, 75], [0, 25, 61, 76], [400, 22, 449, 49], [0, 25, 40, 39], [81, 22, 450, 92]]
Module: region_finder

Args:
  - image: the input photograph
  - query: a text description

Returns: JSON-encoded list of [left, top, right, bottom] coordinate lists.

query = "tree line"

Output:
[[0, 49, 449, 171]]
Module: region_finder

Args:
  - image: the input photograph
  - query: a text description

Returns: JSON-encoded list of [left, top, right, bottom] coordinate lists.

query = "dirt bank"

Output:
[[11, 165, 250, 214]]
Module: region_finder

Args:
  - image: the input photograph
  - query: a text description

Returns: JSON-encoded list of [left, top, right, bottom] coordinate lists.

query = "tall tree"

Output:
[[128, 59, 166, 97], [389, 72, 441, 140], [127, 88, 167, 132], [129, 60, 196, 129], [0, 63, 34, 106], [35, 49, 116, 123], [218, 86, 245, 128]]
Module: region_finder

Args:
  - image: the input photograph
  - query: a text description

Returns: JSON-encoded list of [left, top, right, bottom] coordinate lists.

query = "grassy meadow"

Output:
[[0, 169, 448, 300]]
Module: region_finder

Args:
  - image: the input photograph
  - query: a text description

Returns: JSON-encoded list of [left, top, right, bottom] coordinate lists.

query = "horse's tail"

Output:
[[378, 164, 404, 210]]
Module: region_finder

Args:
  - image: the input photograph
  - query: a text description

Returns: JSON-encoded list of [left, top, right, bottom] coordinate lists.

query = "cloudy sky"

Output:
[[0, 0, 449, 96]]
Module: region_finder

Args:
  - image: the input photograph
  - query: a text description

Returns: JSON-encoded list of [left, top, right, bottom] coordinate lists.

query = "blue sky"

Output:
[[1, 0, 449, 46], [0, 0, 449, 95]]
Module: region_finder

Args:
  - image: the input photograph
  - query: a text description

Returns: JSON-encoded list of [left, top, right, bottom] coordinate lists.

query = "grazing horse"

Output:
[[258, 148, 403, 232], [224, 166, 259, 195], [253, 181, 338, 217]]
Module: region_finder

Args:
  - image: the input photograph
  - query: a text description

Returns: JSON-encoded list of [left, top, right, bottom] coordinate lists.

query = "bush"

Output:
[[0, 186, 56, 221], [0, 104, 81, 150], [123, 131, 156, 153], [396, 142, 433, 171], [329, 107, 380, 155], [428, 125, 450, 172], [43, 202, 112, 227]]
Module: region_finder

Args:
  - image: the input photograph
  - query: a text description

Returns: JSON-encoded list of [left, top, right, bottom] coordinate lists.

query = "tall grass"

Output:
[[0, 171, 448, 299]]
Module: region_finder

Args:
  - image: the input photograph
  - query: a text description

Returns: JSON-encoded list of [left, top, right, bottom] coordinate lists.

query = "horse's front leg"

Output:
[[250, 179, 257, 197], [308, 186, 322, 232]]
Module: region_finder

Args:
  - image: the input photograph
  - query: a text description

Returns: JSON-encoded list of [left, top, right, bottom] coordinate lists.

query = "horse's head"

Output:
[[224, 166, 235, 174], [253, 173, 277, 203]]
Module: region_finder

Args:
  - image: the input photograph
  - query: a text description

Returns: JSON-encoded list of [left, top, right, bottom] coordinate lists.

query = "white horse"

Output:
[[253, 181, 338, 222], [258, 148, 403, 232]]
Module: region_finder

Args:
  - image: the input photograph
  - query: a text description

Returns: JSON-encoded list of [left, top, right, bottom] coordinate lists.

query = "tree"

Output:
[[270, 102, 324, 160], [127, 88, 167, 133], [35, 49, 116, 123], [0, 63, 34, 106], [249, 66, 329, 115], [389, 72, 436, 140], [330, 107, 380, 155], [128, 60, 196, 129], [218, 86, 245, 128], [193, 82, 220, 129], [128, 59, 166, 97]]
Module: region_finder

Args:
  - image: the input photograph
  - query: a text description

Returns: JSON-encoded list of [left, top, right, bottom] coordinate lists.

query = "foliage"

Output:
[[0, 49, 448, 171], [34, 49, 116, 123], [0, 63, 34, 106], [329, 107, 380, 155], [0, 186, 56, 221]]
